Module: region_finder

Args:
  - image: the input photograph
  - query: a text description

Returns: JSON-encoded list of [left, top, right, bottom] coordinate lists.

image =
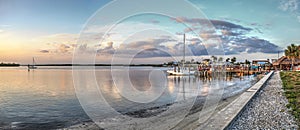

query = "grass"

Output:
[[280, 71, 300, 126]]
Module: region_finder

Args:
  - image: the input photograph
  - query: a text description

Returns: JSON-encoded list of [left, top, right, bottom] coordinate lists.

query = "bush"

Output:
[[287, 93, 297, 98], [287, 103, 292, 109], [286, 84, 294, 89], [281, 72, 300, 125], [289, 98, 297, 104]]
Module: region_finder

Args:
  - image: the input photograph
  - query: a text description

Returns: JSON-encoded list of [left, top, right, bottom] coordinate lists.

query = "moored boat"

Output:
[[167, 34, 195, 76]]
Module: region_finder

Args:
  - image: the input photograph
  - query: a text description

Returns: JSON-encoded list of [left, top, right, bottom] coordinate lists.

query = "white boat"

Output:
[[167, 34, 195, 76], [167, 69, 195, 76], [28, 57, 37, 69]]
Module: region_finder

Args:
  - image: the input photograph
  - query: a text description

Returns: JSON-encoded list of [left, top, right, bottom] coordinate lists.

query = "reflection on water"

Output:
[[0, 69, 90, 129], [0, 67, 256, 129]]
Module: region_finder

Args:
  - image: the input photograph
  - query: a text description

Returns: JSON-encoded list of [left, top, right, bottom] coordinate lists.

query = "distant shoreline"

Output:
[[0, 63, 20, 67], [16, 64, 166, 67]]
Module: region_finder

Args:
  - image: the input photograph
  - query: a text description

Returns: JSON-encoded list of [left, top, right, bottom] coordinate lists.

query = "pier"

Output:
[[194, 69, 271, 78]]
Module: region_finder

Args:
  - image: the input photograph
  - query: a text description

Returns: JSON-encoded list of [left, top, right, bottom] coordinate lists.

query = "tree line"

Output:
[[0, 62, 20, 67]]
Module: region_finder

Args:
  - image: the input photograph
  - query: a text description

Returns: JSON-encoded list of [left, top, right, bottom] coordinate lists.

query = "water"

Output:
[[0, 67, 257, 129]]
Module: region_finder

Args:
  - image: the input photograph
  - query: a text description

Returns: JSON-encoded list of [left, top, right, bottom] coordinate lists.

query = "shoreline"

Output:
[[63, 95, 242, 130], [63, 77, 259, 130]]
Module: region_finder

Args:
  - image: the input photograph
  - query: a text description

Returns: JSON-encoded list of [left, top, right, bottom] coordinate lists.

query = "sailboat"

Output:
[[167, 34, 195, 76], [28, 57, 37, 69]]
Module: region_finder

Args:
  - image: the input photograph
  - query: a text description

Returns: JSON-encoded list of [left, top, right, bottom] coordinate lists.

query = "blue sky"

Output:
[[0, 0, 300, 63], [0, 0, 110, 33]]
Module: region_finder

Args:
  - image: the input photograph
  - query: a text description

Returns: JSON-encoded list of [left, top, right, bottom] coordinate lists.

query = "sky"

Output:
[[1, 0, 300, 64]]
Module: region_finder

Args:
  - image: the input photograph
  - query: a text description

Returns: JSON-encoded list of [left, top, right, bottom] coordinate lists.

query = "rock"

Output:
[[230, 72, 299, 130]]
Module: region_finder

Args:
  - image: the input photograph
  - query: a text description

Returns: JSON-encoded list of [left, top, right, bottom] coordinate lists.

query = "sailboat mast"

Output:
[[32, 57, 35, 66], [183, 34, 186, 68]]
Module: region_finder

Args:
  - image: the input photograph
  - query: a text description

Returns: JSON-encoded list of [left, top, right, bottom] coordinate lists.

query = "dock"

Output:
[[194, 69, 271, 78]]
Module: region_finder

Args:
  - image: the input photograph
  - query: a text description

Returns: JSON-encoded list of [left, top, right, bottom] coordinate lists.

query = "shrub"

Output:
[[281, 72, 300, 125]]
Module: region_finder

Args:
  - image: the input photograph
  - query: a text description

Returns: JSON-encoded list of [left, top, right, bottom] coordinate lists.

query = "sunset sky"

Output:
[[1, 0, 300, 64]]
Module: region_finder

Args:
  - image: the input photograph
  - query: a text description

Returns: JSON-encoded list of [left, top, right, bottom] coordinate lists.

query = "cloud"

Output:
[[188, 42, 208, 56], [220, 17, 272, 31], [222, 17, 241, 23], [97, 42, 115, 55], [171, 17, 252, 31], [95, 32, 281, 58], [36, 33, 109, 55], [39, 33, 282, 60], [39, 43, 76, 54], [150, 20, 160, 24], [221, 37, 282, 55], [36, 17, 282, 60], [101, 36, 177, 58], [39, 50, 49, 53], [57, 44, 71, 53], [279, 0, 300, 22], [199, 33, 219, 41], [172, 17, 253, 43], [279, 0, 299, 12], [171, 17, 282, 55], [121, 37, 176, 49], [134, 48, 171, 58], [210, 20, 252, 31], [188, 38, 202, 45]]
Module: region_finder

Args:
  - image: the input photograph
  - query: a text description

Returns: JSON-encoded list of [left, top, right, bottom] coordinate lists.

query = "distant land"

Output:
[[0, 63, 20, 67], [17, 64, 166, 67]]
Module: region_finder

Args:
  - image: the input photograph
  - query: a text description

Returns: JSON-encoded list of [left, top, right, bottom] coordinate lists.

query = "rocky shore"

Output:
[[230, 72, 299, 129]]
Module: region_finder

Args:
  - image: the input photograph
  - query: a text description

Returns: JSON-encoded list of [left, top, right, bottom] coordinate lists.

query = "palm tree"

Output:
[[284, 44, 299, 70], [211, 56, 217, 63], [226, 58, 230, 62], [218, 57, 223, 63], [191, 59, 195, 63], [244, 59, 251, 65], [231, 57, 236, 64], [298, 45, 300, 55]]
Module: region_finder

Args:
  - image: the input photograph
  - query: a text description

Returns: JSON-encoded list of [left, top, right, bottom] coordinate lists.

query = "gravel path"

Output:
[[230, 72, 299, 129]]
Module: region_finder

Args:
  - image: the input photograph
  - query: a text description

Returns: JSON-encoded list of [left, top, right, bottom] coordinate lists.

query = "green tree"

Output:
[[231, 57, 236, 64], [211, 56, 217, 63], [218, 57, 223, 62], [285, 44, 300, 70], [245, 59, 251, 65], [226, 58, 230, 62]]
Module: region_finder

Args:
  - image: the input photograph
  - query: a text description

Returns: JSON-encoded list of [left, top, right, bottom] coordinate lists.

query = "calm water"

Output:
[[0, 67, 256, 129]]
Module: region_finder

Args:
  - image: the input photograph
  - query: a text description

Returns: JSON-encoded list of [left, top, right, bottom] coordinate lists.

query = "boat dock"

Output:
[[193, 69, 271, 78]]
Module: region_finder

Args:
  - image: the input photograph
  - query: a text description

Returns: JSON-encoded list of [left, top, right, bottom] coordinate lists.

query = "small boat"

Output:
[[167, 34, 194, 76], [28, 57, 37, 70], [167, 69, 195, 76]]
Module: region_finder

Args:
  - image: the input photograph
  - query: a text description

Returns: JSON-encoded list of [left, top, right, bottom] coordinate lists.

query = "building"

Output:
[[252, 60, 270, 66], [251, 59, 272, 71], [272, 56, 300, 70]]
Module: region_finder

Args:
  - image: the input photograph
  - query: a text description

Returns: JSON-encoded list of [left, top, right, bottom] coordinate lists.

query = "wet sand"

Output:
[[63, 92, 242, 130], [64, 75, 259, 130]]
